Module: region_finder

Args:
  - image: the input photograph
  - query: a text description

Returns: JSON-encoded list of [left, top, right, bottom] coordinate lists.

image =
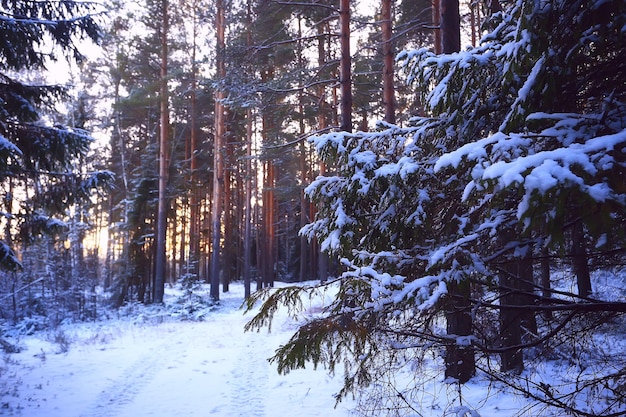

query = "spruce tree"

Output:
[[0, 1, 111, 269], [247, 1, 626, 415]]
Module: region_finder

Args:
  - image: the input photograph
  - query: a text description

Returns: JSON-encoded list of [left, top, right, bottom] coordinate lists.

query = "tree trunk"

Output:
[[540, 245, 552, 319], [470, 0, 476, 47], [498, 244, 537, 374], [440, 0, 460, 54], [297, 17, 309, 283], [255, 198, 263, 291], [211, 0, 226, 301], [264, 161, 275, 287], [432, 0, 441, 54], [381, 0, 395, 123], [243, 0, 253, 298], [177, 199, 185, 278], [312, 20, 330, 282], [488, 0, 502, 14], [339, 0, 352, 133], [444, 279, 475, 383], [440, 0, 474, 383], [154, 0, 169, 304], [189, 4, 200, 279], [571, 219, 592, 298], [499, 261, 523, 374], [244, 107, 253, 297], [223, 119, 232, 293]]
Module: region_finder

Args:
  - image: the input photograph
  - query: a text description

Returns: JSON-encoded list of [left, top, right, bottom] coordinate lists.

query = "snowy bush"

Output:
[[167, 274, 216, 321]]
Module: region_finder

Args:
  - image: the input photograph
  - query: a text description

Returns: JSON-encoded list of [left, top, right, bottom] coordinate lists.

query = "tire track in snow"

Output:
[[224, 293, 268, 417], [82, 337, 168, 417], [227, 334, 268, 417]]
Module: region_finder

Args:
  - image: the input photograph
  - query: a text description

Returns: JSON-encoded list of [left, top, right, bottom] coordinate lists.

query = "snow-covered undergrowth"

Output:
[[349, 267, 626, 417]]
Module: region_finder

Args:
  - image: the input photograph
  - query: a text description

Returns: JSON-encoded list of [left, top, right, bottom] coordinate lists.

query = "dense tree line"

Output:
[[1, 0, 625, 415], [0, 0, 435, 316], [95, 0, 434, 305]]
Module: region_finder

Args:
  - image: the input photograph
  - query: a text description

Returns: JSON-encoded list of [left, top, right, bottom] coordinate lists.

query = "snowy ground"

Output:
[[0, 283, 355, 417], [2, 280, 623, 417]]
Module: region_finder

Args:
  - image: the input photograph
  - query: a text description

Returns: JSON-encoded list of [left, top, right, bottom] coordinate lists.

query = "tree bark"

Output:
[[243, 0, 253, 298], [432, 0, 441, 54], [188, 1, 200, 279], [381, 0, 395, 123], [211, 0, 226, 301], [440, 0, 474, 383], [444, 279, 475, 383], [154, 0, 169, 304], [440, 0, 460, 54], [244, 109, 253, 297], [540, 245, 552, 319], [498, 253, 526, 373], [223, 118, 232, 293], [298, 16, 309, 283], [311, 22, 330, 282], [264, 161, 275, 287], [571, 219, 592, 298], [339, 0, 352, 133]]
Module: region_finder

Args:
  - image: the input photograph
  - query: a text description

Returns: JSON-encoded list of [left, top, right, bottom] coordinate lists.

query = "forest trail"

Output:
[[1, 284, 354, 417]]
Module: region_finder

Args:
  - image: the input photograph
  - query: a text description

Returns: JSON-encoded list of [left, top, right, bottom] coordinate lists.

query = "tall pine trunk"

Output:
[[298, 16, 309, 283], [188, 2, 200, 280], [243, 0, 254, 298], [540, 245, 552, 319], [211, 0, 225, 301], [262, 160, 276, 287], [432, 0, 441, 54], [440, 0, 460, 53], [381, 0, 395, 123], [243, 109, 253, 296], [223, 118, 232, 293], [313, 21, 329, 282], [339, 0, 352, 133], [498, 237, 537, 374], [154, 0, 169, 304]]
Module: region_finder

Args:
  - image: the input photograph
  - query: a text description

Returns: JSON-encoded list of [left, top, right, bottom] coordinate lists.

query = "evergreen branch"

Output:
[[244, 286, 309, 333], [0, 12, 103, 27], [263, 126, 335, 150]]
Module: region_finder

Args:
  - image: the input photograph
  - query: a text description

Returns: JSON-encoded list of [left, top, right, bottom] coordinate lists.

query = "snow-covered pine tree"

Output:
[[247, 0, 626, 415], [0, 1, 113, 330], [0, 1, 112, 269]]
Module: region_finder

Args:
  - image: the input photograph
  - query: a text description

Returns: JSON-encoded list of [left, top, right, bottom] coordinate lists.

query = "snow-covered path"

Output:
[[1, 284, 355, 417]]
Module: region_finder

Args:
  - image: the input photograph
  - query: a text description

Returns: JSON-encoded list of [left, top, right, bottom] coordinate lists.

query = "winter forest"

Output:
[[1, 0, 626, 416]]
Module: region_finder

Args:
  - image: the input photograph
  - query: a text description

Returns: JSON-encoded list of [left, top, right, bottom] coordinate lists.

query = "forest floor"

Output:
[[0, 283, 355, 417], [1, 279, 624, 416]]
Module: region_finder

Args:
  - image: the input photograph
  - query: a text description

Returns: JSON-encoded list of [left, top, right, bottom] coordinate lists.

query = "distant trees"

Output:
[[92, 0, 437, 307], [214, 0, 433, 291], [98, 0, 338, 303], [0, 0, 444, 317], [99, 0, 213, 305], [102, 1, 165, 304], [248, 0, 626, 415]]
